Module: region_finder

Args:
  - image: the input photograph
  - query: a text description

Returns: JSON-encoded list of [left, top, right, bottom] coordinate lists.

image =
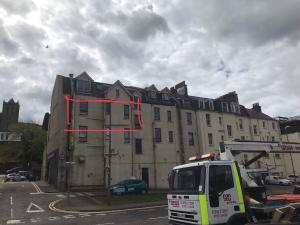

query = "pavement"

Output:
[[0, 180, 170, 225]]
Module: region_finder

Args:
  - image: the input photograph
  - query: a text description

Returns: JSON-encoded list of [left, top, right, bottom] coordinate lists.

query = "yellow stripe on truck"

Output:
[[199, 195, 209, 225], [232, 163, 246, 213]]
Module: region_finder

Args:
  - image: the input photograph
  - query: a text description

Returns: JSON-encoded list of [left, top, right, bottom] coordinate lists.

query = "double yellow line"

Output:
[[31, 182, 42, 193]]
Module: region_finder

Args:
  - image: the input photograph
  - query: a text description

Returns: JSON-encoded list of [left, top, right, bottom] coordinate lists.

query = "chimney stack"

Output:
[[252, 103, 262, 112]]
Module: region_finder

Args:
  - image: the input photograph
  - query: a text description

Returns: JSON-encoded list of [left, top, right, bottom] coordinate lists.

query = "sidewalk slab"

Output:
[[35, 180, 58, 193]]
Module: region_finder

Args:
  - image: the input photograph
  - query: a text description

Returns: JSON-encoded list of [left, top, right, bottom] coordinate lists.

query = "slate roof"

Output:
[[60, 73, 275, 121]]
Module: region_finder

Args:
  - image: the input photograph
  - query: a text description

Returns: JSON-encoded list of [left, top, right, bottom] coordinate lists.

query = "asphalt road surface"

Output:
[[0, 181, 169, 225]]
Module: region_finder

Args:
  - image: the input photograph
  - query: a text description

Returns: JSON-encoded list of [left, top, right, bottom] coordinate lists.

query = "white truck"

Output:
[[167, 141, 300, 225]]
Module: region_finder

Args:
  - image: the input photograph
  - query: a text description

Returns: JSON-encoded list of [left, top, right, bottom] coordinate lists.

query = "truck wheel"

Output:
[[227, 214, 248, 225]]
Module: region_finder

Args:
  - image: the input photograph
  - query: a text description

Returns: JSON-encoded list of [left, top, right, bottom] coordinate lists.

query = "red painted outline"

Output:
[[64, 96, 143, 133]]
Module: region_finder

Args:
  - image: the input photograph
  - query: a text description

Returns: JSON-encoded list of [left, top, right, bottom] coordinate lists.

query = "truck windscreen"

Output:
[[168, 166, 206, 194]]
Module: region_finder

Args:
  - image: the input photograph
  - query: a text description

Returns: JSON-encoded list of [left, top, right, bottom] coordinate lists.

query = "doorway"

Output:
[[142, 168, 149, 188]]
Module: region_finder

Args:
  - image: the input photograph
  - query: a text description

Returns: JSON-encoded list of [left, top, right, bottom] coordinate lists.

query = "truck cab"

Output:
[[168, 159, 246, 225]]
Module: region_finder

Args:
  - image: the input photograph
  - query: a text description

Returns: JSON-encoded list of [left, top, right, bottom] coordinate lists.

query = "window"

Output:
[[206, 114, 211, 126], [134, 115, 141, 129], [244, 154, 248, 164], [267, 136, 269, 141], [227, 125, 232, 137], [124, 105, 129, 120], [222, 102, 228, 112], [221, 135, 224, 141], [208, 133, 213, 145], [219, 117, 222, 125], [106, 103, 111, 114], [116, 89, 120, 97], [209, 165, 234, 207], [272, 122, 275, 130], [79, 126, 88, 142], [198, 100, 205, 109], [124, 128, 130, 143], [154, 107, 160, 121], [188, 132, 194, 146], [272, 136, 275, 142], [162, 93, 169, 101], [263, 121, 266, 129], [253, 125, 257, 135], [77, 80, 91, 93], [79, 102, 88, 115], [169, 166, 206, 193], [230, 103, 235, 113], [154, 128, 162, 143], [150, 91, 156, 99], [135, 138, 142, 154], [0, 133, 3, 140], [209, 101, 214, 110], [275, 153, 281, 159], [169, 131, 174, 143], [187, 112, 192, 125], [241, 136, 245, 140], [133, 96, 139, 109], [167, 111, 172, 122], [239, 119, 243, 130]]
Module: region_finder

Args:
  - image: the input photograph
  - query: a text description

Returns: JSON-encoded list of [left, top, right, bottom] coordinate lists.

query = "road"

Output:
[[0, 181, 169, 225]]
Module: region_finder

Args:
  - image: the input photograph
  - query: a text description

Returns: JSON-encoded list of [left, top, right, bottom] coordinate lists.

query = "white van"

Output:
[[265, 175, 292, 185]]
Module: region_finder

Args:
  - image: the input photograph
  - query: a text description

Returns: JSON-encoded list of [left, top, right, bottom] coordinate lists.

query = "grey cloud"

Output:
[[0, 21, 19, 57], [125, 10, 169, 41], [0, 0, 36, 16], [8, 22, 46, 53]]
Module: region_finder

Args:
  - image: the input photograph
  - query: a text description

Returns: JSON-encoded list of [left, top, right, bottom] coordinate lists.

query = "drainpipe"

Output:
[[176, 104, 185, 164], [151, 105, 157, 189]]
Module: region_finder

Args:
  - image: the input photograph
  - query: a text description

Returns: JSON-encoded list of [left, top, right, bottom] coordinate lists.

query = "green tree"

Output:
[[9, 123, 46, 168]]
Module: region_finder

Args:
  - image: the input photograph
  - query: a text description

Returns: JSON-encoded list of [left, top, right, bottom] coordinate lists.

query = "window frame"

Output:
[[169, 131, 174, 143], [188, 132, 194, 146], [124, 128, 130, 144], [208, 133, 213, 146], [227, 125, 232, 137], [79, 126, 88, 142], [135, 138, 142, 154], [77, 80, 91, 93], [154, 128, 162, 143], [154, 107, 160, 121], [206, 113, 211, 127], [124, 105, 129, 120], [187, 112, 192, 125], [167, 110, 172, 122], [79, 102, 88, 115]]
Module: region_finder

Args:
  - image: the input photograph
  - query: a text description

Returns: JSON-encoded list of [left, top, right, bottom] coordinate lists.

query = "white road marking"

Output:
[[10, 208, 14, 219], [76, 192, 84, 196], [78, 213, 91, 217], [10, 196, 13, 205], [95, 213, 107, 216], [30, 218, 41, 223], [48, 216, 60, 221], [148, 216, 168, 220], [95, 223, 114, 225], [6, 220, 25, 224], [63, 215, 76, 219], [56, 194, 66, 198], [26, 202, 45, 213], [140, 209, 155, 212]]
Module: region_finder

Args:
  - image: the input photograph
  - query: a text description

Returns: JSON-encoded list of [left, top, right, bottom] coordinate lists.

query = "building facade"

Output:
[[43, 73, 285, 190]]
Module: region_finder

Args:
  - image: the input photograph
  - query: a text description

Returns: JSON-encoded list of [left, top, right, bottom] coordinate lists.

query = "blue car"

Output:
[[110, 179, 148, 195]]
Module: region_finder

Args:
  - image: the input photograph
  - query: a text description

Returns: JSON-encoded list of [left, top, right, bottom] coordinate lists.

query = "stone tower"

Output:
[[0, 98, 19, 131]]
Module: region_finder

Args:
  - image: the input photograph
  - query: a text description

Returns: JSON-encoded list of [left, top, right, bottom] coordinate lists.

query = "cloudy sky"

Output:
[[0, 0, 299, 123]]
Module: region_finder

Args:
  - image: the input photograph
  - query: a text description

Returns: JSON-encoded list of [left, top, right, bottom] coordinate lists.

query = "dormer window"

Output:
[[235, 104, 240, 113], [77, 80, 91, 93], [116, 89, 120, 97], [222, 102, 228, 112], [162, 93, 169, 101], [209, 101, 214, 110], [230, 103, 235, 113], [198, 100, 205, 109], [149, 91, 156, 99]]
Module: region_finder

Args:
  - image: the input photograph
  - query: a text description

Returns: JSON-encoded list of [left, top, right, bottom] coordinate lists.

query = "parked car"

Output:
[[6, 167, 23, 174], [110, 179, 148, 195], [265, 175, 292, 185], [18, 171, 37, 181], [5, 173, 26, 182], [287, 175, 300, 183]]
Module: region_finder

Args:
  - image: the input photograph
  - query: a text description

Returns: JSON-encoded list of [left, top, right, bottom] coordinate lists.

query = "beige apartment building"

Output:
[[43, 72, 286, 191]]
